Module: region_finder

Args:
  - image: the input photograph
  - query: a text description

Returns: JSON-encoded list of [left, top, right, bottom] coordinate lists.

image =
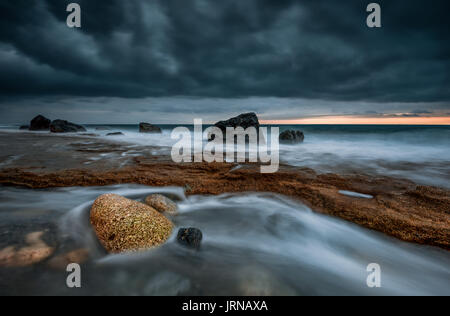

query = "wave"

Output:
[[55, 185, 449, 296]]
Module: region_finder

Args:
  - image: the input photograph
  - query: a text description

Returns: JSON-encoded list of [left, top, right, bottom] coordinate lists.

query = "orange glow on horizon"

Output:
[[261, 116, 450, 125]]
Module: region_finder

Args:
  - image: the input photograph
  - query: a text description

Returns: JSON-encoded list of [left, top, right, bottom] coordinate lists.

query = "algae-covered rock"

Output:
[[90, 194, 173, 253], [144, 194, 178, 215]]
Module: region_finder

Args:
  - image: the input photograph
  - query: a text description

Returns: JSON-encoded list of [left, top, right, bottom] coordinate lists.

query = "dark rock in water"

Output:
[[29, 115, 51, 131], [214, 112, 260, 133], [177, 228, 203, 249], [139, 122, 162, 133], [50, 120, 87, 133], [106, 132, 124, 136], [19, 125, 29, 130], [279, 130, 305, 144], [210, 112, 260, 141]]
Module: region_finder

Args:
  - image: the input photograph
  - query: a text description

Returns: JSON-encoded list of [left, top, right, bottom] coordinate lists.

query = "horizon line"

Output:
[[261, 116, 450, 125]]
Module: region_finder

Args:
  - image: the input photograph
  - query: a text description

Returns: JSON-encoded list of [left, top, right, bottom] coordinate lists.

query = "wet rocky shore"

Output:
[[0, 131, 448, 251]]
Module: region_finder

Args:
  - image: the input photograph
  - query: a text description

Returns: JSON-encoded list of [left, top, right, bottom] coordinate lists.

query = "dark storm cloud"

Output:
[[0, 0, 449, 104]]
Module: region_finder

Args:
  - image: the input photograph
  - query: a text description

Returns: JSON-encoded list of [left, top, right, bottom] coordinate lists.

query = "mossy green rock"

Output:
[[90, 194, 173, 253]]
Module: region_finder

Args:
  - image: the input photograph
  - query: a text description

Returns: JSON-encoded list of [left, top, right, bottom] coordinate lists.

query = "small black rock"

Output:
[[19, 125, 29, 130], [279, 130, 305, 144], [50, 119, 86, 133], [139, 122, 162, 133], [106, 132, 124, 136], [177, 228, 203, 249]]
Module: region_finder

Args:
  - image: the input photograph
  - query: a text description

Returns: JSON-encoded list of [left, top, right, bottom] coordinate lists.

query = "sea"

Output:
[[0, 124, 449, 295], [3, 124, 445, 187]]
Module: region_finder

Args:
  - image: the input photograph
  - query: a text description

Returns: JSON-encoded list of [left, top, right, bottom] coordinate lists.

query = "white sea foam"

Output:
[[2, 124, 449, 187], [90, 125, 450, 187], [55, 186, 449, 296]]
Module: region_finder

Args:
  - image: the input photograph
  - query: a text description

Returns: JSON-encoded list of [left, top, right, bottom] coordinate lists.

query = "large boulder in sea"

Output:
[[144, 194, 178, 215], [50, 120, 86, 133], [90, 194, 173, 253], [139, 122, 162, 134], [29, 115, 51, 131], [214, 112, 260, 133], [279, 130, 305, 144], [210, 112, 260, 141]]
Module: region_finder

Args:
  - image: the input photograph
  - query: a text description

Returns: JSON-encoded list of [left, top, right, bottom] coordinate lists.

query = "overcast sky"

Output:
[[0, 0, 449, 123]]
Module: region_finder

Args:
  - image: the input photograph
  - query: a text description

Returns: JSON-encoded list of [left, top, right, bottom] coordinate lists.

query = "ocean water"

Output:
[[0, 126, 449, 295], [0, 185, 449, 296], [2, 124, 449, 187], [90, 124, 450, 187]]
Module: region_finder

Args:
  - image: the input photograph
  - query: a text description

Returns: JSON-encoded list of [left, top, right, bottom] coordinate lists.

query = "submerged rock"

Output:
[[19, 125, 29, 130], [47, 248, 90, 270], [279, 130, 305, 144], [106, 132, 124, 136], [144, 194, 178, 215], [50, 120, 87, 133], [237, 265, 296, 296], [0, 231, 54, 267], [139, 122, 162, 133], [29, 115, 51, 131], [177, 228, 203, 249], [90, 194, 173, 253]]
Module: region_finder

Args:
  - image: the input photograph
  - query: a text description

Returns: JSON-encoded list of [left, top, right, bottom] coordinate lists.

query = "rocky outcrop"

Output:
[[139, 122, 162, 134], [279, 130, 304, 144], [210, 112, 260, 141], [144, 194, 178, 215], [2, 160, 450, 250], [177, 228, 203, 249], [90, 194, 173, 253], [29, 115, 51, 131], [19, 125, 29, 130], [50, 120, 87, 133], [106, 132, 124, 136], [214, 112, 259, 134]]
